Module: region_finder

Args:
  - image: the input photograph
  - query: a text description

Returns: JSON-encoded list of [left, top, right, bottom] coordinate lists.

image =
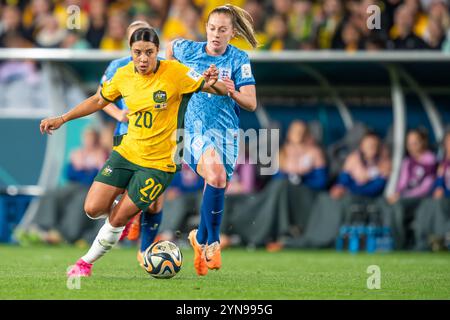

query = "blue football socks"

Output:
[[198, 184, 225, 244], [140, 210, 162, 252]]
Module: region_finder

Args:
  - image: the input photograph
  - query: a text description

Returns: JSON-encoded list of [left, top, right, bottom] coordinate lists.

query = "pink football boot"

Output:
[[67, 259, 93, 277]]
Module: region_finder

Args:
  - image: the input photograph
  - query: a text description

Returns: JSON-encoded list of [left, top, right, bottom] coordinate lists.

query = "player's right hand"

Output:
[[203, 64, 219, 86], [40, 116, 65, 135], [119, 110, 129, 123]]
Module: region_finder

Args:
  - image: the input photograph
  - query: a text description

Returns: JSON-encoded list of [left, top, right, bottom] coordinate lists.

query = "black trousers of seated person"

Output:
[[31, 182, 103, 243], [413, 197, 450, 250], [220, 193, 255, 236], [159, 192, 202, 235], [230, 179, 319, 246], [383, 197, 425, 250]]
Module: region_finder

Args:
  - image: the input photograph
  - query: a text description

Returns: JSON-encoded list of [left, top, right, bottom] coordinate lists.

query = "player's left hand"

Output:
[[223, 77, 236, 97], [203, 64, 219, 86]]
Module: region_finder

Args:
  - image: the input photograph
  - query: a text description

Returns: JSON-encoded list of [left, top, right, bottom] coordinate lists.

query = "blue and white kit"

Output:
[[172, 39, 256, 179]]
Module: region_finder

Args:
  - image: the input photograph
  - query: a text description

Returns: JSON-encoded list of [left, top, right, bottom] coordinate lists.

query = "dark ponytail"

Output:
[[129, 27, 160, 48]]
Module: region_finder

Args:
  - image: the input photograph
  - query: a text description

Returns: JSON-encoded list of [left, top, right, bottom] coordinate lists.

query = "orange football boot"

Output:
[[137, 250, 145, 269], [188, 229, 208, 276], [127, 212, 141, 241], [205, 241, 222, 270], [266, 241, 284, 253]]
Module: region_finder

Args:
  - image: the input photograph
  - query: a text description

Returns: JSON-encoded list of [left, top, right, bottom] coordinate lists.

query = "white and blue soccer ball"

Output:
[[143, 240, 182, 279]]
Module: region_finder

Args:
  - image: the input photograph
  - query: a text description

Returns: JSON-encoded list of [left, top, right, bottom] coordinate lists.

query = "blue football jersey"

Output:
[[172, 39, 256, 133], [100, 56, 132, 136]]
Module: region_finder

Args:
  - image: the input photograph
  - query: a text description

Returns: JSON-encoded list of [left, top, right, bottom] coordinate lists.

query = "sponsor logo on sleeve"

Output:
[[187, 69, 202, 81], [241, 63, 252, 78]]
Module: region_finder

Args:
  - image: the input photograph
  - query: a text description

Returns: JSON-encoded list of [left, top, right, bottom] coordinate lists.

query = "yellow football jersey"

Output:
[[101, 60, 205, 172]]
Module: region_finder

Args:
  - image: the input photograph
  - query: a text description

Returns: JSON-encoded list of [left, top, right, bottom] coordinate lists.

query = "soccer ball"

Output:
[[142, 240, 182, 279]]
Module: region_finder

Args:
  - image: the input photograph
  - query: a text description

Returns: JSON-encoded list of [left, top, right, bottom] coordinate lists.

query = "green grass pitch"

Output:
[[0, 245, 449, 300]]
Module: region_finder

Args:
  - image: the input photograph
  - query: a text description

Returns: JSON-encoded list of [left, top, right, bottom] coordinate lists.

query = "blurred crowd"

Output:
[[1, 0, 450, 51]]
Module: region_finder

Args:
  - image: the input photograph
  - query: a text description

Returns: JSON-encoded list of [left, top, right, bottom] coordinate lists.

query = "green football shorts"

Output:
[[113, 134, 126, 147], [94, 151, 174, 211]]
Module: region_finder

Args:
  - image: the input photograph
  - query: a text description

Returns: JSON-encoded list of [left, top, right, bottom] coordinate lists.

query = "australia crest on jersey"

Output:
[[153, 90, 168, 110]]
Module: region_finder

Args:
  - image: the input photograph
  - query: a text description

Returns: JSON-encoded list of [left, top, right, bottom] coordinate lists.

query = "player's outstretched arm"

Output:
[[201, 64, 228, 96], [223, 78, 257, 112], [40, 92, 109, 135]]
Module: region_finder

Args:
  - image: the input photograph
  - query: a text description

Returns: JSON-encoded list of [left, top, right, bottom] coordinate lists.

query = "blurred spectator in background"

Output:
[[414, 130, 450, 251], [263, 13, 299, 50], [351, 0, 389, 41], [85, 0, 107, 48], [199, 0, 247, 25], [331, 131, 391, 200], [34, 14, 66, 47], [337, 21, 363, 51], [21, 0, 53, 45], [289, 0, 317, 46], [404, 0, 428, 37], [53, 0, 89, 33], [316, 0, 345, 49], [271, 0, 292, 15], [230, 0, 267, 49], [60, 29, 91, 49], [427, 0, 450, 30], [384, 0, 403, 31], [0, 5, 28, 47], [388, 128, 437, 202], [143, 0, 170, 33], [158, 163, 204, 241], [273, 131, 391, 250], [279, 120, 327, 191], [423, 19, 445, 49], [229, 120, 327, 248], [387, 128, 438, 248], [162, 0, 202, 42], [387, 4, 429, 49], [16, 127, 109, 246], [107, 0, 133, 13], [143, 11, 164, 34], [177, 5, 204, 41], [100, 11, 128, 50]]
